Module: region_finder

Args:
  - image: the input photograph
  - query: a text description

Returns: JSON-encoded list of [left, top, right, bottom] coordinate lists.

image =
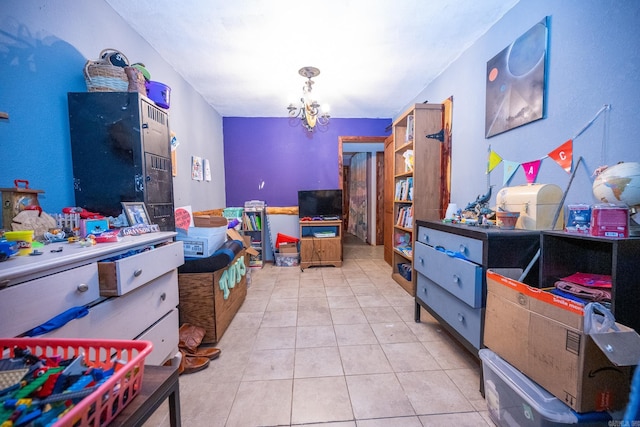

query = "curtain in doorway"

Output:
[[347, 153, 367, 242]]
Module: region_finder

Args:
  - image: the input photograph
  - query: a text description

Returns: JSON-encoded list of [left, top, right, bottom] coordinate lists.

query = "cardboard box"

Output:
[[193, 215, 228, 228], [496, 184, 564, 230], [279, 242, 297, 253], [226, 228, 259, 256], [484, 270, 640, 413]]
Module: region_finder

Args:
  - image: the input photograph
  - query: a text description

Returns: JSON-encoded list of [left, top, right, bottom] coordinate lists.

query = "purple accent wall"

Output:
[[223, 117, 391, 207]]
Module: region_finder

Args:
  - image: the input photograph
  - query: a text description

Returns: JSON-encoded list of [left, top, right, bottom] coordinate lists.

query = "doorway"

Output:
[[338, 136, 387, 246]]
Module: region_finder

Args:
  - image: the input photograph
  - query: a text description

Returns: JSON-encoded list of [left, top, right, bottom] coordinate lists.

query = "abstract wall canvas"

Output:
[[485, 17, 549, 138]]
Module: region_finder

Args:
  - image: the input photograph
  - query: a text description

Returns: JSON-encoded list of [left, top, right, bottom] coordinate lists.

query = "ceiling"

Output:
[[105, 0, 519, 119]]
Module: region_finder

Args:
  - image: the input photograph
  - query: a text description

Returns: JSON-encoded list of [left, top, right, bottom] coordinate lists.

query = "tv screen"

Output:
[[298, 189, 343, 219]]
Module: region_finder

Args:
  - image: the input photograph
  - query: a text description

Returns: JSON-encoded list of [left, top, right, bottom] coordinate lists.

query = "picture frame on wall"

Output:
[[485, 16, 550, 138], [122, 202, 151, 226]]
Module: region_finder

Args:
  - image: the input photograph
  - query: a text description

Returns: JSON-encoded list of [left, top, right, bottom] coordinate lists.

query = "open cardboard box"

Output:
[[279, 242, 298, 254], [226, 228, 259, 256], [484, 270, 640, 413]]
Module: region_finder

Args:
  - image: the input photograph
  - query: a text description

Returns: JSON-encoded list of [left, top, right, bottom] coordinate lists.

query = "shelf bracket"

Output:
[[426, 129, 444, 142]]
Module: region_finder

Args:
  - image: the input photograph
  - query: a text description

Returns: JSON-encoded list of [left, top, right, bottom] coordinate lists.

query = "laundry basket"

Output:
[[0, 338, 152, 426]]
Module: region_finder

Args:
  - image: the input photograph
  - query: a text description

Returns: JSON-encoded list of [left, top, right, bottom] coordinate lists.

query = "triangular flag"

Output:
[[488, 150, 503, 173], [503, 160, 520, 185], [521, 159, 542, 183], [547, 139, 573, 173]]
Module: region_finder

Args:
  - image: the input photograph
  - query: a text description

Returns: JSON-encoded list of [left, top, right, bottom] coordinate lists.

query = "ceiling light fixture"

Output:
[[287, 66, 330, 132]]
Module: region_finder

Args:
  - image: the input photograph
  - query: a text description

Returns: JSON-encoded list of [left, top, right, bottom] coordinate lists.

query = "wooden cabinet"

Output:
[[299, 220, 342, 270], [0, 232, 183, 366], [414, 221, 539, 354], [540, 231, 640, 332], [68, 92, 175, 231], [391, 104, 444, 295]]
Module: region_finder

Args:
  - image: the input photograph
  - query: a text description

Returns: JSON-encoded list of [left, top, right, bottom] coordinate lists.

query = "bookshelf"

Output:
[[391, 103, 444, 295], [242, 208, 265, 267]]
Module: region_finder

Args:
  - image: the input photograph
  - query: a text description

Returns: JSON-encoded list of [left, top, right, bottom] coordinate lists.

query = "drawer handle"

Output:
[[77, 283, 89, 293], [452, 274, 460, 285], [133, 269, 143, 277], [422, 234, 429, 243], [457, 313, 465, 323], [459, 244, 468, 255], [418, 257, 424, 265], [160, 292, 166, 301]]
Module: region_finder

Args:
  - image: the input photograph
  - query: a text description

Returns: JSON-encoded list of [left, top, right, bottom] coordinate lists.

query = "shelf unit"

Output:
[[391, 104, 444, 295], [242, 208, 265, 268], [299, 220, 342, 270], [540, 231, 640, 333]]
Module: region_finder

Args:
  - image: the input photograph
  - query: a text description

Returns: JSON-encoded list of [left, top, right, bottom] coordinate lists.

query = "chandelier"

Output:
[[287, 66, 330, 132]]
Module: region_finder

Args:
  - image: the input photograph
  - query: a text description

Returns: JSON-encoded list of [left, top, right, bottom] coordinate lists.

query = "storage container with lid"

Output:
[[479, 348, 616, 427], [496, 183, 564, 230]]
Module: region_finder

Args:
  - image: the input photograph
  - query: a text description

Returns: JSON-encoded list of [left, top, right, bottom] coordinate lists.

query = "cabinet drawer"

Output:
[[47, 269, 178, 340], [137, 309, 179, 366], [414, 242, 482, 308], [416, 273, 482, 349], [98, 241, 184, 296], [416, 226, 483, 265], [0, 263, 100, 337]]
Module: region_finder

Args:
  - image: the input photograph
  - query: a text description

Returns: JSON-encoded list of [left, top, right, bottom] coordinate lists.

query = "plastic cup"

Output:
[[4, 230, 34, 255]]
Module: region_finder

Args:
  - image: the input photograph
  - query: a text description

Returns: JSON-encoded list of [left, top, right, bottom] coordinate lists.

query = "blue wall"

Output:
[[404, 0, 640, 209], [0, 0, 226, 227], [223, 117, 391, 207]]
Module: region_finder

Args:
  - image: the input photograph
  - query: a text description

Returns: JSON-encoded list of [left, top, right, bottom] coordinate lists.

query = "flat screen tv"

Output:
[[298, 189, 343, 219]]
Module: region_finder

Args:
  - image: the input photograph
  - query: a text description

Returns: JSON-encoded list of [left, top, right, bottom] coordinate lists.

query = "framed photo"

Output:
[[121, 202, 151, 226]]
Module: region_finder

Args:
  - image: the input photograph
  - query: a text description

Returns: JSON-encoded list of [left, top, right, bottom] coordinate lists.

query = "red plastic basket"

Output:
[[0, 338, 152, 427]]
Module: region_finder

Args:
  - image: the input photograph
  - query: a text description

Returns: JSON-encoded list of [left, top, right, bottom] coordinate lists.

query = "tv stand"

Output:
[[299, 220, 342, 270]]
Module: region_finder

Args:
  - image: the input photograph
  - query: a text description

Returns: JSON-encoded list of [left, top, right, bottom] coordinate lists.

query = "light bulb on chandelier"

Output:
[[287, 66, 330, 132]]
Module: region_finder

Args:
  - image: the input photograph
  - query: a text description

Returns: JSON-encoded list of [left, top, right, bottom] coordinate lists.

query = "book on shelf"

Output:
[[395, 206, 413, 228], [394, 177, 414, 201], [406, 114, 415, 142]]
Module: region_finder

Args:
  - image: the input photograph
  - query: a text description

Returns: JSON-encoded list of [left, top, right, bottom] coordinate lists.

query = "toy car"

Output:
[[0, 240, 19, 262]]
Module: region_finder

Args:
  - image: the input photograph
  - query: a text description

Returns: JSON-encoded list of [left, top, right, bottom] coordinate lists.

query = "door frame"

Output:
[[338, 135, 387, 244]]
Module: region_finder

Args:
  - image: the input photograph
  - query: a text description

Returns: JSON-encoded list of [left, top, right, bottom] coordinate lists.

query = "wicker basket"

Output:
[[83, 48, 130, 92], [124, 66, 147, 95]]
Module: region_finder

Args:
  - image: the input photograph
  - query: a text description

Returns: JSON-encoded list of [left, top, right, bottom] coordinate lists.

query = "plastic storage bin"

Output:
[[0, 338, 152, 427], [479, 349, 614, 426], [275, 252, 299, 267]]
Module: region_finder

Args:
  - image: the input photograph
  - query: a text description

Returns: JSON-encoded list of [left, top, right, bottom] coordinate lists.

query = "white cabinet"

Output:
[[0, 232, 183, 366]]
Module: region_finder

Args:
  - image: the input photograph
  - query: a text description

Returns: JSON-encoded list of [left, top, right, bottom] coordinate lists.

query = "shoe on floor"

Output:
[[178, 349, 210, 375], [189, 347, 221, 360]]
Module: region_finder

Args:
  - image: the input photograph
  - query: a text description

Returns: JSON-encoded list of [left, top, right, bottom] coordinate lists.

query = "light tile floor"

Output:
[[146, 235, 494, 426]]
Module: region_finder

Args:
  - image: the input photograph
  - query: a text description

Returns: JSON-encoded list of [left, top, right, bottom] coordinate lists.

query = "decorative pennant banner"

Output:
[[521, 159, 542, 183], [547, 139, 573, 173], [503, 160, 520, 185], [488, 150, 503, 173]]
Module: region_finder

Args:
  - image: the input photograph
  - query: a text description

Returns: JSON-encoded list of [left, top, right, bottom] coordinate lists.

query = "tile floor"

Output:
[[147, 234, 494, 426]]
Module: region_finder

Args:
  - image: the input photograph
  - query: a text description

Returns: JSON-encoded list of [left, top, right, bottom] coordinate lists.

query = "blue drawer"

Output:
[[416, 273, 483, 349], [414, 242, 482, 308], [416, 226, 483, 265]]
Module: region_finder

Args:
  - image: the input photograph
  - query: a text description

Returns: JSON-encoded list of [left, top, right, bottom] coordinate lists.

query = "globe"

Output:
[[592, 162, 640, 207]]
